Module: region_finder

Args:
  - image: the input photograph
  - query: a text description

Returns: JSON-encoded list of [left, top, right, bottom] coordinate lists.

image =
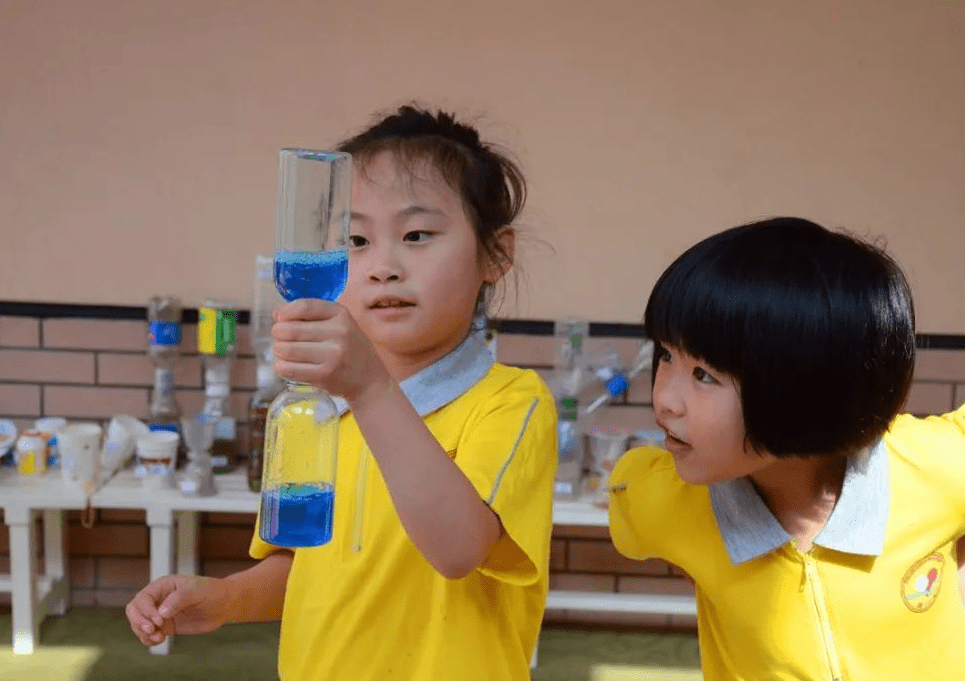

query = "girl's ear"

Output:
[[484, 227, 515, 284]]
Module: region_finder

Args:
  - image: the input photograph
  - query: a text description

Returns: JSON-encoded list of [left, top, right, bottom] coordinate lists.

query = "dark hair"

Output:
[[644, 216, 916, 458], [336, 104, 526, 313]]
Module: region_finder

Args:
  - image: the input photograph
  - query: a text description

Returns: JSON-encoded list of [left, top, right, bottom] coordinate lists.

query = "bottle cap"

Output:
[[605, 374, 629, 397]]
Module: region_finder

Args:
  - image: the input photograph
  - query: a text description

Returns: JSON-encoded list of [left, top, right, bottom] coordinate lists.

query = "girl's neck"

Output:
[[375, 332, 472, 383], [749, 454, 849, 551]]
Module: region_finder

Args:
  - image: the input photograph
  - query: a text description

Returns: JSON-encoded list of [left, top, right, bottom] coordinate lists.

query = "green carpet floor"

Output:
[[0, 607, 701, 680]]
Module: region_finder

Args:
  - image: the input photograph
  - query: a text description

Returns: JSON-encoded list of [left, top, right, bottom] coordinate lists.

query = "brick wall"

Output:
[[2, 312, 965, 632]]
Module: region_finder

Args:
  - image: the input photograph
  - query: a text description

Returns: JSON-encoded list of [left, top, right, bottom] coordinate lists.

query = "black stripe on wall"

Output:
[[1, 301, 963, 348]]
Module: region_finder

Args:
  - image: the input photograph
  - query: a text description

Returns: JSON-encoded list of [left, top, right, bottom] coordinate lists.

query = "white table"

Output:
[[2, 468, 695, 655], [0, 467, 86, 654], [91, 469, 259, 654]]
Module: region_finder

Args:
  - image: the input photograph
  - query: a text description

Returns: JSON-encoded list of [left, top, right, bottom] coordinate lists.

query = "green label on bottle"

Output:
[[198, 308, 237, 355], [570, 328, 584, 353], [557, 396, 579, 422]]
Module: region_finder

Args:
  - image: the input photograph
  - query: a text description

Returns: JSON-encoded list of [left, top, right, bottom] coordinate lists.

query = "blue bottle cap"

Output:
[[605, 374, 629, 397]]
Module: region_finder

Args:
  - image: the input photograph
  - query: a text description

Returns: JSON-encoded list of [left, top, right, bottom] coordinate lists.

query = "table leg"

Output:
[[176, 510, 199, 576], [8, 507, 39, 654], [41, 509, 69, 615], [145, 506, 174, 656]]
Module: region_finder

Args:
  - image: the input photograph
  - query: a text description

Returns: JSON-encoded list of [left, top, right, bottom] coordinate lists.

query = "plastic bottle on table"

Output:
[[247, 255, 284, 492], [147, 296, 184, 465], [198, 299, 239, 474], [552, 319, 590, 501], [248, 362, 282, 492], [559, 339, 655, 502], [582, 340, 654, 415]]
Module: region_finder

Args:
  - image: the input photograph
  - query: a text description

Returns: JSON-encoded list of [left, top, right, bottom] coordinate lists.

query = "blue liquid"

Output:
[[259, 482, 334, 547], [274, 249, 348, 302]]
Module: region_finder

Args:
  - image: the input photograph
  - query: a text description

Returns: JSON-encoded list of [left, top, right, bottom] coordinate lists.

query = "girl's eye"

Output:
[[693, 367, 719, 385], [403, 230, 433, 243], [348, 235, 367, 248], [657, 348, 672, 363]]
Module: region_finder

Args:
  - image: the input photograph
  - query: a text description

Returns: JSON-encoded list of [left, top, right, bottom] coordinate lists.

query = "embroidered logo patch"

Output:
[[900, 552, 945, 613]]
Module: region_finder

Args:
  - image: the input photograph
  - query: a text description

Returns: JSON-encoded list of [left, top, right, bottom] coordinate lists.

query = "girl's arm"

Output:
[[271, 300, 503, 579], [222, 550, 293, 622], [349, 378, 502, 579], [126, 550, 293, 646]]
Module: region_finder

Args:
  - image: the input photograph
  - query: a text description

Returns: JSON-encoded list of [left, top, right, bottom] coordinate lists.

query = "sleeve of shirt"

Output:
[[453, 369, 558, 586], [939, 402, 965, 537], [607, 445, 678, 561], [891, 401, 965, 539], [250, 513, 275, 559]]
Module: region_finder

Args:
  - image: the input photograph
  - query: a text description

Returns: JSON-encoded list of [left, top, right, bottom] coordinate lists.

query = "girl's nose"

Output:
[[366, 245, 403, 282], [368, 264, 400, 282], [652, 366, 684, 419]]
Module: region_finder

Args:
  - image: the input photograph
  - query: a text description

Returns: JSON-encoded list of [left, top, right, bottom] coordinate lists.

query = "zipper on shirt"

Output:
[[352, 445, 370, 553], [801, 553, 844, 681]]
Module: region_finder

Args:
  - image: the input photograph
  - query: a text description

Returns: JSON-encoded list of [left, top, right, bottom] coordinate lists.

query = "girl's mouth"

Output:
[[658, 424, 691, 453], [371, 299, 414, 309]]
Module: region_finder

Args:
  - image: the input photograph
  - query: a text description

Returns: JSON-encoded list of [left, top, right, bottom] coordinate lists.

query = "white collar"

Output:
[[333, 330, 495, 418], [708, 441, 890, 565]]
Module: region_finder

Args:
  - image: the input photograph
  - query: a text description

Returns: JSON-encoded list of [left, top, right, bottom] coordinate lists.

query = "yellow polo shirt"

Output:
[[609, 404, 965, 680], [250, 361, 557, 681]]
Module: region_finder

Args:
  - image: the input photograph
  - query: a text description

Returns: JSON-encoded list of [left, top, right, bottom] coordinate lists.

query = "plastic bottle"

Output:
[[554, 338, 655, 501], [148, 296, 185, 467], [582, 340, 654, 415], [552, 319, 590, 500], [247, 255, 283, 492], [147, 298, 182, 425], [248, 362, 282, 492], [198, 299, 238, 474]]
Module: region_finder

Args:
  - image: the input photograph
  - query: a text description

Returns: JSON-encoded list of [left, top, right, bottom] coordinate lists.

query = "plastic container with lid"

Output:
[[35, 416, 68, 468], [135, 431, 179, 489], [16, 430, 48, 475]]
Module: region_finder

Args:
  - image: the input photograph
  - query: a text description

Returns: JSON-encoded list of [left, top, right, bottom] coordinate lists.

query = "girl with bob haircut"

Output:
[[608, 217, 965, 679]]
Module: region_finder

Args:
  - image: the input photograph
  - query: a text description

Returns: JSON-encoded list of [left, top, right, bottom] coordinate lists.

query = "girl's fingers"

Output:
[[272, 341, 340, 366], [274, 299, 341, 322], [125, 592, 163, 631], [272, 359, 334, 386], [271, 321, 321, 343]]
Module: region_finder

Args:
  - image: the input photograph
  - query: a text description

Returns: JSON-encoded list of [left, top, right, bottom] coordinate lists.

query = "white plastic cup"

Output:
[[58, 422, 103, 487], [585, 428, 630, 508], [101, 415, 149, 481]]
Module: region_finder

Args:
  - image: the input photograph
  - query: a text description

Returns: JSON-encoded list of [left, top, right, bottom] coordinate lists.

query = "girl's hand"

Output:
[[125, 574, 232, 646], [271, 299, 393, 404]]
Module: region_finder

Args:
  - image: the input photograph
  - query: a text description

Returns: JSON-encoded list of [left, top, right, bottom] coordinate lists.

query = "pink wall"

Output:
[[2, 1, 963, 331]]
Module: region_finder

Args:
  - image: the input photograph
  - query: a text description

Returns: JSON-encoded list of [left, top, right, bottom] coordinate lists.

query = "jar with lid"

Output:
[[16, 430, 48, 475]]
